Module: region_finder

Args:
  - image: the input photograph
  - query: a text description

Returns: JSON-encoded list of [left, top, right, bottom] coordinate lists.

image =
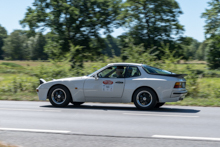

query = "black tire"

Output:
[[154, 102, 165, 108], [71, 102, 84, 106], [48, 85, 71, 107], [133, 88, 157, 110]]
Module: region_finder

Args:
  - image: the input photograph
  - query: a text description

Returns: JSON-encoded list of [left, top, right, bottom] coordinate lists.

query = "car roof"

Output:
[[107, 63, 143, 66]]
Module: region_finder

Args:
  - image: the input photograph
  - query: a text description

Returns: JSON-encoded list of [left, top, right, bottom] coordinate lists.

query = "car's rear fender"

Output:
[[131, 86, 159, 102]]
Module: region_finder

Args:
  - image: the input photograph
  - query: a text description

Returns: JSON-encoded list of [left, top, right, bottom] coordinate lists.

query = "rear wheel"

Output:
[[71, 102, 84, 106], [155, 102, 165, 108], [133, 88, 157, 110], [48, 85, 71, 107]]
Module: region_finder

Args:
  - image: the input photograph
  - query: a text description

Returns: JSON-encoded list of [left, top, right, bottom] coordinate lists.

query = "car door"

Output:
[[84, 66, 126, 98]]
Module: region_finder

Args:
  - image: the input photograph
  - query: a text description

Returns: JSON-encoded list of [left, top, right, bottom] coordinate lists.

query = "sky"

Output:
[[0, 0, 210, 42]]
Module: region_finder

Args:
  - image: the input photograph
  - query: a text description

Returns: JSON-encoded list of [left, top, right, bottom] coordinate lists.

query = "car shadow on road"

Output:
[[40, 104, 200, 114]]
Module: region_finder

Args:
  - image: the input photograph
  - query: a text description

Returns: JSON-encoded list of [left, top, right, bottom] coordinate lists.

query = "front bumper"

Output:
[[36, 87, 48, 101]]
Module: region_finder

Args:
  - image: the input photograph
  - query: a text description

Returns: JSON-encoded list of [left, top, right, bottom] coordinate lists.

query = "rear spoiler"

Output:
[[40, 78, 46, 85], [149, 74, 188, 78]]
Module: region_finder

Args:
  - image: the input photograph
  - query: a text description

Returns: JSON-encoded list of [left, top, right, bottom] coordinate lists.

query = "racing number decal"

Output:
[[103, 80, 113, 85], [102, 80, 113, 91]]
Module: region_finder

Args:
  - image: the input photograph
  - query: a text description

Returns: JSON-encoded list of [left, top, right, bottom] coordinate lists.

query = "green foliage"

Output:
[[0, 76, 38, 94], [121, 37, 159, 66], [0, 24, 7, 60], [1, 30, 47, 60], [185, 70, 199, 98], [0, 64, 28, 74], [177, 37, 201, 60], [103, 35, 121, 57], [202, 0, 220, 69], [119, 0, 184, 56], [206, 36, 220, 69], [196, 40, 209, 60], [26, 33, 47, 60], [21, 0, 122, 66], [1, 60, 220, 105], [160, 43, 182, 64], [203, 70, 220, 77], [202, 0, 220, 38], [0, 62, 22, 67], [2, 30, 29, 60], [31, 63, 70, 81]]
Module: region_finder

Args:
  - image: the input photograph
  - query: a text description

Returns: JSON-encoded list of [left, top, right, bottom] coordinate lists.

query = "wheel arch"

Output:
[[131, 86, 159, 102], [47, 84, 73, 101]]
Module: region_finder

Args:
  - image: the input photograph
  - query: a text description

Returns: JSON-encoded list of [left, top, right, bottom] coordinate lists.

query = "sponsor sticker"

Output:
[[102, 80, 113, 91]]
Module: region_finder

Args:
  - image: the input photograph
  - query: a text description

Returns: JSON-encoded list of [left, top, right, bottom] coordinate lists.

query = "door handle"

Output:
[[115, 81, 123, 84]]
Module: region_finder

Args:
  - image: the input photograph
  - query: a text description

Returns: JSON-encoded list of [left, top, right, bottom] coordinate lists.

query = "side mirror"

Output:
[[94, 74, 98, 80]]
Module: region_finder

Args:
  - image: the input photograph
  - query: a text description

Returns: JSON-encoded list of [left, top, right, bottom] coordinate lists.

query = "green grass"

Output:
[[0, 60, 220, 107], [0, 60, 50, 67], [167, 97, 220, 107], [0, 92, 39, 101]]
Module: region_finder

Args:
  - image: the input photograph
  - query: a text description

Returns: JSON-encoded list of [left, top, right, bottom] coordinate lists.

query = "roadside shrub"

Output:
[[30, 64, 70, 81], [185, 71, 200, 98], [0, 76, 38, 93], [0, 62, 22, 67], [203, 70, 220, 78], [213, 88, 220, 98]]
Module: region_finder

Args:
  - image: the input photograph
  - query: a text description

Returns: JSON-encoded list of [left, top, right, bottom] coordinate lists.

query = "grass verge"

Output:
[[167, 97, 220, 107], [0, 92, 38, 101]]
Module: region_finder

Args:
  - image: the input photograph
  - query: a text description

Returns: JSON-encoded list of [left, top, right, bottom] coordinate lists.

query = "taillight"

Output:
[[174, 82, 186, 88]]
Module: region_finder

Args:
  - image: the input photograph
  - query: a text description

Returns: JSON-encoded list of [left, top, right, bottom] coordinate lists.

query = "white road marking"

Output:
[[152, 135, 220, 141], [0, 108, 61, 112], [0, 128, 70, 134], [123, 113, 199, 118]]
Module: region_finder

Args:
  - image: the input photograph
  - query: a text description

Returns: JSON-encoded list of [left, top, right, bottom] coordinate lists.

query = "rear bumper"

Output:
[[173, 91, 188, 95], [160, 90, 187, 103], [170, 90, 187, 101]]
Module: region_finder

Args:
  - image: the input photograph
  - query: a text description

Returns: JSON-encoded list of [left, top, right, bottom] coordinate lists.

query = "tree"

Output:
[[202, 0, 220, 38], [0, 25, 7, 59], [121, 37, 159, 66], [196, 40, 209, 61], [120, 0, 184, 56], [20, 0, 122, 67], [202, 0, 220, 68], [27, 33, 47, 60], [2, 30, 28, 60], [177, 37, 201, 60], [103, 35, 120, 57], [206, 36, 220, 69]]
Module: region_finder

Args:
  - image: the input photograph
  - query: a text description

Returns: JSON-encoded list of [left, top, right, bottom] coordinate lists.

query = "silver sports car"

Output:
[[37, 63, 187, 109]]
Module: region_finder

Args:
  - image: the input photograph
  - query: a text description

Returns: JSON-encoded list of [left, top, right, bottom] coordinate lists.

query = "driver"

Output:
[[115, 66, 124, 78]]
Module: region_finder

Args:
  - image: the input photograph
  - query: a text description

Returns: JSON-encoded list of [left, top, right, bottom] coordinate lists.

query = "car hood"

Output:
[[51, 76, 87, 82]]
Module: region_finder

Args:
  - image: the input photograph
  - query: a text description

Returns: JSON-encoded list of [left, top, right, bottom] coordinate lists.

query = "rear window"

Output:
[[142, 65, 172, 74]]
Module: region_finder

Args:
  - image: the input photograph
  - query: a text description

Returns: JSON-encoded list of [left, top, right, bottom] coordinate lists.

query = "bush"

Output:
[[0, 62, 22, 67], [0, 76, 38, 93], [203, 70, 220, 78], [206, 38, 220, 69]]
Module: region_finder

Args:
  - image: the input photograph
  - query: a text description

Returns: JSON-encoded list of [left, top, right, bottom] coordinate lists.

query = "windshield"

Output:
[[142, 65, 172, 74], [87, 66, 107, 76]]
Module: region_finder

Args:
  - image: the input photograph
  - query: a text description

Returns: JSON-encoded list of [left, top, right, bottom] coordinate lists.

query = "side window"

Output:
[[125, 66, 141, 78], [97, 66, 126, 78]]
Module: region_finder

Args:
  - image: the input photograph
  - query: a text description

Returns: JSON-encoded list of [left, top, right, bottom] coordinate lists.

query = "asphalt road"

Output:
[[0, 101, 220, 147]]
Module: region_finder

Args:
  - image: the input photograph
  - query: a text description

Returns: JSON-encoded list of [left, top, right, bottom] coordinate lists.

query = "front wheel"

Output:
[[48, 85, 71, 107], [133, 88, 157, 110]]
